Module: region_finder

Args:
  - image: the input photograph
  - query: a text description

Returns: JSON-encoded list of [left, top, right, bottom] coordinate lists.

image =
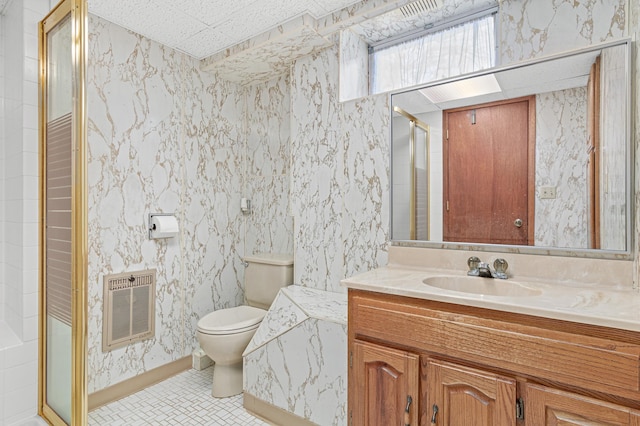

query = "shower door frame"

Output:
[[38, 0, 88, 424]]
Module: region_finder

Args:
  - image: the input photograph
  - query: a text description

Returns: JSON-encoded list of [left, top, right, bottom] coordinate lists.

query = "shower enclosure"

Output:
[[38, 0, 87, 424], [392, 106, 431, 241]]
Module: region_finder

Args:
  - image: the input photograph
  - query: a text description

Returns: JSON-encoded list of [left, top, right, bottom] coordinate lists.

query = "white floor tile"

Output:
[[89, 368, 269, 425]]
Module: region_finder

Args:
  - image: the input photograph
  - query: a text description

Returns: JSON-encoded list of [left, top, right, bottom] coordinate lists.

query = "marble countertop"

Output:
[[341, 265, 640, 332]]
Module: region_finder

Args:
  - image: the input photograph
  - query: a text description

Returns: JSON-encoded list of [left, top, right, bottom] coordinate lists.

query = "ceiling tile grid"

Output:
[[87, 0, 209, 52], [87, 0, 363, 60]]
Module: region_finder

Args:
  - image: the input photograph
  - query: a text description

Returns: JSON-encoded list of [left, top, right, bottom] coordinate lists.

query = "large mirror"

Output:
[[391, 39, 632, 258]]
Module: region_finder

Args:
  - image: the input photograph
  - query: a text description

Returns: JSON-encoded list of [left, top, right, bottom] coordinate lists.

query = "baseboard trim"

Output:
[[88, 356, 192, 411], [243, 392, 317, 426]]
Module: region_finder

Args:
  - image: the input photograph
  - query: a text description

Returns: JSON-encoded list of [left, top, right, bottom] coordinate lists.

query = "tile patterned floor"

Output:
[[89, 367, 270, 425]]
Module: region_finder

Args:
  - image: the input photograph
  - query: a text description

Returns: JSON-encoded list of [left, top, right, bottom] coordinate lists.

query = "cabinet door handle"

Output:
[[403, 395, 412, 426], [430, 404, 439, 425]]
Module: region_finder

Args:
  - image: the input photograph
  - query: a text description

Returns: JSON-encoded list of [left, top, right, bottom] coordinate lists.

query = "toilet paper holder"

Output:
[[148, 213, 179, 239]]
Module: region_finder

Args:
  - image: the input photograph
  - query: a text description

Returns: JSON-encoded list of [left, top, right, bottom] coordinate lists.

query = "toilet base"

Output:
[[211, 361, 243, 398]]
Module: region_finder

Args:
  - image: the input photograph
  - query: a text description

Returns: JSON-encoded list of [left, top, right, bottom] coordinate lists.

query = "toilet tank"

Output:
[[243, 253, 294, 310]]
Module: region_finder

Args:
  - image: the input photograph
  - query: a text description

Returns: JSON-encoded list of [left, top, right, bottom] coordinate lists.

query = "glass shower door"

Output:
[[39, 1, 87, 424]]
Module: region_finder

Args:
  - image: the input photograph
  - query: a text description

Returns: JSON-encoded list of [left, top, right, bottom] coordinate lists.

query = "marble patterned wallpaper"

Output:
[[87, 15, 292, 393], [179, 45, 246, 356], [499, 0, 626, 63], [290, 40, 389, 293], [338, 29, 368, 102], [243, 286, 347, 426], [245, 75, 294, 256], [88, 16, 188, 392], [290, 0, 632, 294], [534, 87, 588, 249]]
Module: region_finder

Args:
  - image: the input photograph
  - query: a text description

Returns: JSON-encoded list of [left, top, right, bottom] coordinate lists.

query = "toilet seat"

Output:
[[197, 305, 266, 335]]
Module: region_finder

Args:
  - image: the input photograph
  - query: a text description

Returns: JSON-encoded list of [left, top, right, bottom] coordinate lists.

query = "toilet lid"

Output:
[[197, 305, 266, 334]]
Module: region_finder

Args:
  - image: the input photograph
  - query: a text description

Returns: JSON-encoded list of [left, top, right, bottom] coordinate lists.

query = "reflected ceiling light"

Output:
[[419, 73, 502, 104]]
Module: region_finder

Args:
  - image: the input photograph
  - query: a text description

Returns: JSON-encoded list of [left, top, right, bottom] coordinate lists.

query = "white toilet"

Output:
[[196, 253, 293, 397]]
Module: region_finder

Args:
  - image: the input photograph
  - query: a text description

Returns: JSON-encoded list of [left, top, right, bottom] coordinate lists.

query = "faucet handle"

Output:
[[493, 258, 508, 279], [467, 256, 481, 276]]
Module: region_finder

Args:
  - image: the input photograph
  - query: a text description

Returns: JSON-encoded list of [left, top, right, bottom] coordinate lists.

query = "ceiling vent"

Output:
[[400, 0, 443, 18]]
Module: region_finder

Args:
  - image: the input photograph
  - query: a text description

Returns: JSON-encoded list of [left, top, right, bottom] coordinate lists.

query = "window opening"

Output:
[[370, 8, 497, 94]]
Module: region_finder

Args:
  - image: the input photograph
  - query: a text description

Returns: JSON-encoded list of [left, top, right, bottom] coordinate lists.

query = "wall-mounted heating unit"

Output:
[[102, 269, 156, 351]]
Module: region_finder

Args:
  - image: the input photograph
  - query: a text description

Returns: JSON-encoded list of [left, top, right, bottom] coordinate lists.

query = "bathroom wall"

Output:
[[290, 43, 390, 293], [289, 0, 631, 295], [247, 2, 636, 424], [85, 0, 639, 415], [87, 16, 294, 393], [535, 87, 588, 249], [244, 75, 294, 256], [87, 15, 244, 392], [0, 1, 5, 320], [496, 0, 632, 255], [0, 0, 634, 423], [3, 0, 40, 343], [0, 0, 50, 423], [500, 0, 627, 63]]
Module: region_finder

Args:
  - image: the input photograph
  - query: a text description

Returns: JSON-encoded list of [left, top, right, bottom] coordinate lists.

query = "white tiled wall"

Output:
[[4, 0, 24, 341], [1, 3, 7, 423], [1, 0, 51, 424], [0, 0, 6, 321]]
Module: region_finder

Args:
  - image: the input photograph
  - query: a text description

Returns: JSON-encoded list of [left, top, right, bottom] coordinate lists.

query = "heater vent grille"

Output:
[[102, 269, 156, 351], [400, 0, 443, 17]]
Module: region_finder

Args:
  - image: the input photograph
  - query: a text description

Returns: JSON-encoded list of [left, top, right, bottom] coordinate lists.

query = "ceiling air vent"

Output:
[[400, 0, 443, 18]]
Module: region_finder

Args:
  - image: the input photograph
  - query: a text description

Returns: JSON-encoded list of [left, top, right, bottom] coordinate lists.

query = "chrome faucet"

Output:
[[467, 256, 508, 279]]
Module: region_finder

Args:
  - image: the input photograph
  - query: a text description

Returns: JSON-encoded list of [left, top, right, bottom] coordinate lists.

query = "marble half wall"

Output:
[[243, 285, 348, 426]]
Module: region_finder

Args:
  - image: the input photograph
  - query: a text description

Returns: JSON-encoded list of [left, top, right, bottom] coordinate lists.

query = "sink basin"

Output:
[[423, 276, 542, 297]]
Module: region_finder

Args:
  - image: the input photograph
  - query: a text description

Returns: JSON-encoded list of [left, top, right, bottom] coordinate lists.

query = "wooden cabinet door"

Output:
[[427, 359, 516, 426], [525, 383, 640, 425], [351, 340, 419, 426]]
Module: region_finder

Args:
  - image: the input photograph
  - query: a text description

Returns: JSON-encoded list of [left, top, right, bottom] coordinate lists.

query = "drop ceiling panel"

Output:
[[87, 0, 363, 59], [87, 0, 209, 51], [307, 0, 364, 15], [153, 0, 259, 27]]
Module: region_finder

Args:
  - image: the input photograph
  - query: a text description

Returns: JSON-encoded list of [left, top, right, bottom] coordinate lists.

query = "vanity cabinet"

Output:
[[427, 359, 516, 425], [351, 341, 419, 426], [348, 289, 640, 426], [524, 384, 640, 425]]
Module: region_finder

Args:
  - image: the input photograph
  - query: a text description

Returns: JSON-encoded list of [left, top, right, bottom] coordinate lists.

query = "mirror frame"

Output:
[[389, 38, 633, 260]]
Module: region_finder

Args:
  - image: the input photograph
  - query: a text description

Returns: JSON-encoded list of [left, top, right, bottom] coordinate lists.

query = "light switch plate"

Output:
[[539, 186, 557, 199]]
